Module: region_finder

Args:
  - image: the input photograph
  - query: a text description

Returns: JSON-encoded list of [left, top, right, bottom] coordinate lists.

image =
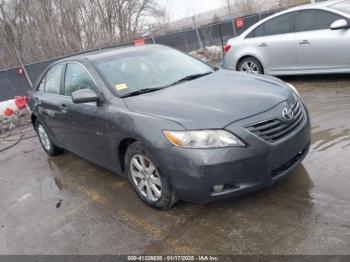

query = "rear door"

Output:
[[295, 9, 350, 71], [35, 63, 67, 142], [253, 12, 297, 72]]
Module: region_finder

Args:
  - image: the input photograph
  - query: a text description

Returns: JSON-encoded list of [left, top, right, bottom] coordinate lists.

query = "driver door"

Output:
[[61, 62, 114, 167]]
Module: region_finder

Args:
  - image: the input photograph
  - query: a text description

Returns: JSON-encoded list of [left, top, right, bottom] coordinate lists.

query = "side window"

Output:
[[254, 24, 264, 37], [264, 12, 294, 36], [246, 24, 264, 38], [296, 10, 342, 32], [64, 63, 97, 96], [45, 64, 64, 94], [37, 76, 46, 92]]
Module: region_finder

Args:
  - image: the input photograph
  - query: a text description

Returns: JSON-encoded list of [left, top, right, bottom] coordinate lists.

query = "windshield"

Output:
[[92, 47, 213, 97], [330, 0, 350, 15]]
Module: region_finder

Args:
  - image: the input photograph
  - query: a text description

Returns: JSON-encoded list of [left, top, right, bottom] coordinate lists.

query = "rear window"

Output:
[[246, 24, 264, 38], [37, 77, 45, 92], [330, 0, 350, 15], [264, 12, 294, 36], [246, 12, 294, 38]]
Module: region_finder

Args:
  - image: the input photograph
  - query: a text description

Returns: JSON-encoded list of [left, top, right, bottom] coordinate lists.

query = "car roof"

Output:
[[286, 0, 346, 11], [237, 0, 349, 39], [56, 44, 166, 63]]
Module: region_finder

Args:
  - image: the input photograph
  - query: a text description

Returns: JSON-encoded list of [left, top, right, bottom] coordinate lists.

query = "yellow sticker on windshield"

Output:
[[115, 83, 128, 91]]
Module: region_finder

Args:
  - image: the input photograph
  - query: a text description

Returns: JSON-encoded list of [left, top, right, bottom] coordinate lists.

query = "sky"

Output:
[[158, 0, 226, 21]]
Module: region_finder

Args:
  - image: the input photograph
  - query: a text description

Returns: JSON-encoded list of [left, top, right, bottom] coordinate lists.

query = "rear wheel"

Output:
[[125, 142, 176, 209], [36, 121, 63, 156], [237, 57, 264, 74]]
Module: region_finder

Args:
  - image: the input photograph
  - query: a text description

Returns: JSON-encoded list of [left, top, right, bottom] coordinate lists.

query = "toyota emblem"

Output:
[[282, 107, 294, 121]]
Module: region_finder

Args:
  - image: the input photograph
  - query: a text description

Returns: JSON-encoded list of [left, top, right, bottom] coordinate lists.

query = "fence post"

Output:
[[226, 0, 237, 36], [219, 26, 224, 55], [151, 35, 156, 44], [258, 3, 262, 21], [14, 48, 33, 88], [148, 25, 156, 44], [192, 16, 203, 50]]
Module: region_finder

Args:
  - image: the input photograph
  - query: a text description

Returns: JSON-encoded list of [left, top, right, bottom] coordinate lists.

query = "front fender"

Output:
[[109, 108, 185, 174]]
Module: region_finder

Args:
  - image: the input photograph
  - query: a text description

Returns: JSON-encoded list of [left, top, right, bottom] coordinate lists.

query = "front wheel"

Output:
[[125, 142, 176, 209], [237, 57, 264, 74]]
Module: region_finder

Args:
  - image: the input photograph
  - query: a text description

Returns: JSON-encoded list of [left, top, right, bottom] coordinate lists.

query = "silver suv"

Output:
[[223, 0, 350, 75]]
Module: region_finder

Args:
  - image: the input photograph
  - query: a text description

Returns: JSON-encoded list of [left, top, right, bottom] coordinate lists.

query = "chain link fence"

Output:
[[0, 8, 284, 102]]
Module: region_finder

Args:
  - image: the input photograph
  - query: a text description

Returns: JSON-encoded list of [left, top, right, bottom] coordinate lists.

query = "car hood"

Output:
[[124, 70, 292, 129]]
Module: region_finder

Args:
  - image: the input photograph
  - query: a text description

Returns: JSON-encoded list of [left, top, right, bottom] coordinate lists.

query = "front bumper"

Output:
[[154, 99, 311, 203]]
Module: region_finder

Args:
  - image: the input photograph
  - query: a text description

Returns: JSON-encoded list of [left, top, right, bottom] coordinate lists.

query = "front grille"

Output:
[[246, 101, 304, 143]]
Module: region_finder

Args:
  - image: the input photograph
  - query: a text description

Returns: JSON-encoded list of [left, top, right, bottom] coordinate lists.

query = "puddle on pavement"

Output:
[[39, 176, 64, 201], [289, 81, 350, 203]]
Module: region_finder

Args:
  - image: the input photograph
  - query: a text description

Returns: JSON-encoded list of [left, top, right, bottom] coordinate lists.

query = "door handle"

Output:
[[259, 43, 268, 47], [299, 40, 310, 45], [59, 104, 68, 113], [34, 97, 42, 105]]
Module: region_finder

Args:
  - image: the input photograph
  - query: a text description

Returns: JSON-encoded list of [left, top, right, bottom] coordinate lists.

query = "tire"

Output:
[[237, 57, 264, 74], [125, 142, 176, 209], [35, 121, 63, 156]]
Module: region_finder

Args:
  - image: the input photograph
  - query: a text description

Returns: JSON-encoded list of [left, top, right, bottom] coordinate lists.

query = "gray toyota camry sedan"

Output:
[[28, 44, 310, 209]]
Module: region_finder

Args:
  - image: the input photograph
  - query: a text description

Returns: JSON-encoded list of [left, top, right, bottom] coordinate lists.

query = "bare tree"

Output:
[[0, 0, 167, 69]]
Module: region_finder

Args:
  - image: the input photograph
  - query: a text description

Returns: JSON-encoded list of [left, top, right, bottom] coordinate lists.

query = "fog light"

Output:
[[213, 185, 224, 193]]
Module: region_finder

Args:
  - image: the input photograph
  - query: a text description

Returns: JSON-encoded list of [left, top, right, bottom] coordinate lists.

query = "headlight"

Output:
[[286, 83, 300, 97], [163, 130, 245, 148]]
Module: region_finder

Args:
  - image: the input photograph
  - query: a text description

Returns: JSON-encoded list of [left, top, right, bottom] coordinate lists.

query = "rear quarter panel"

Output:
[[224, 38, 265, 71]]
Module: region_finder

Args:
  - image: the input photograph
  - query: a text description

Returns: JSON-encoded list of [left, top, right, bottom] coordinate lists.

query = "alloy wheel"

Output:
[[38, 124, 51, 151], [240, 61, 259, 74], [130, 155, 162, 202]]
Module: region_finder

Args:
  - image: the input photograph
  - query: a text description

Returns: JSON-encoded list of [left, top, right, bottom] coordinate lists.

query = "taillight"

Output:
[[224, 44, 232, 53]]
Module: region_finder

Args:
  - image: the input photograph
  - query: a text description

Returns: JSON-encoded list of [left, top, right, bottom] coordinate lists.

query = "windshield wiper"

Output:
[[121, 72, 213, 98], [121, 87, 164, 98], [168, 72, 213, 87]]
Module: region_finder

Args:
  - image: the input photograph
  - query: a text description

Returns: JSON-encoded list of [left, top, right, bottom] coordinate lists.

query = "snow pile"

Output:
[[0, 98, 30, 134], [189, 46, 223, 67], [0, 99, 17, 114]]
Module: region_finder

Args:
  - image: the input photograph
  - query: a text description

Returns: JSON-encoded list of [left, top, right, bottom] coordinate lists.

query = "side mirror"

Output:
[[71, 89, 100, 104], [330, 19, 348, 30]]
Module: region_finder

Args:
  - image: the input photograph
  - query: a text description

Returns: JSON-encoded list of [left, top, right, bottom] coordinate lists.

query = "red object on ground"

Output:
[[15, 96, 27, 109], [134, 38, 145, 46], [235, 18, 244, 29], [4, 108, 14, 117]]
